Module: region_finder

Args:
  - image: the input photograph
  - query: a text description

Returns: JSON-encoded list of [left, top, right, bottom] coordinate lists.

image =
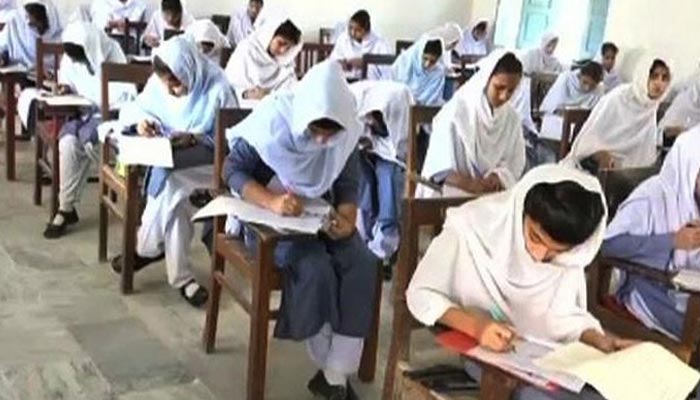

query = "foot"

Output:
[[43, 209, 79, 239], [110, 252, 164, 274], [307, 370, 358, 400], [179, 280, 209, 308]]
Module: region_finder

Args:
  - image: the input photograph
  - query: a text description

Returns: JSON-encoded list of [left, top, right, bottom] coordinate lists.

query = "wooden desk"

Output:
[[0, 69, 28, 181]]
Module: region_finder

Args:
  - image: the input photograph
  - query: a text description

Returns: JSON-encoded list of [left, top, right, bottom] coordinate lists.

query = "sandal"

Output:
[[111, 252, 165, 274], [43, 209, 79, 239], [179, 280, 209, 308]]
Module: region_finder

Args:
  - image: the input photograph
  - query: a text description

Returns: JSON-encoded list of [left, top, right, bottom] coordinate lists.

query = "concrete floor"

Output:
[[0, 140, 455, 400]]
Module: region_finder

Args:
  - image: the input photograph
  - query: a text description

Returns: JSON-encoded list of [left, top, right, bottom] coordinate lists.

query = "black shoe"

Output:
[[179, 280, 209, 308], [111, 252, 165, 274], [43, 209, 79, 239], [382, 259, 393, 282], [307, 370, 358, 400]]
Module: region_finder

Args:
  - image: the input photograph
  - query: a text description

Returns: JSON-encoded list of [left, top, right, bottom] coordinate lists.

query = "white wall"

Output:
[[605, 0, 698, 82], [55, 0, 486, 44]]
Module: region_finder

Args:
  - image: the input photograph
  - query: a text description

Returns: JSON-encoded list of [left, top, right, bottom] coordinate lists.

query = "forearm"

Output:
[[438, 307, 484, 338], [444, 171, 479, 192], [335, 203, 357, 224], [241, 180, 277, 211]]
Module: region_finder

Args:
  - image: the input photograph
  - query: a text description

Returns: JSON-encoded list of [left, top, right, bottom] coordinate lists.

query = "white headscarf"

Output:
[[0, 0, 17, 24], [350, 80, 414, 166], [59, 20, 135, 107], [540, 70, 603, 113], [424, 22, 462, 52], [408, 165, 606, 343], [520, 32, 563, 75], [89, 0, 147, 30], [659, 70, 700, 132], [143, 0, 194, 41], [330, 23, 391, 80], [563, 56, 672, 169], [606, 126, 700, 269], [458, 18, 489, 56], [0, 0, 62, 67], [185, 19, 230, 58], [420, 50, 526, 193], [225, 15, 301, 99], [226, 61, 361, 198]]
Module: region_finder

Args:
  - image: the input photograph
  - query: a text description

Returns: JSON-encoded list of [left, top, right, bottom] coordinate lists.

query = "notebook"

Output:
[[672, 269, 700, 291], [118, 135, 173, 168]]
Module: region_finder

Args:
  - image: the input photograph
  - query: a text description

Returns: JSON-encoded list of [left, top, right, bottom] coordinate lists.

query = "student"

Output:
[[350, 80, 413, 271], [600, 42, 622, 93], [0, 0, 17, 24], [419, 51, 525, 197], [0, 0, 62, 68], [521, 32, 563, 75], [424, 22, 462, 66], [529, 61, 604, 166], [603, 128, 700, 341], [329, 9, 391, 81], [226, 0, 262, 47], [563, 57, 672, 173], [458, 18, 489, 57], [43, 21, 136, 239], [111, 37, 237, 307], [224, 61, 377, 399], [658, 70, 700, 141], [390, 38, 445, 106], [225, 16, 301, 102], [184, 19, 230, 64], [408, 164, 637, 400], [90, 0, 148, 34], [143, 0, 194, 49]]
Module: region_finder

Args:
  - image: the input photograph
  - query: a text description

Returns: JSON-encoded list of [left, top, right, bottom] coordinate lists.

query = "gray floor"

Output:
[[0, 140, 454, 400]]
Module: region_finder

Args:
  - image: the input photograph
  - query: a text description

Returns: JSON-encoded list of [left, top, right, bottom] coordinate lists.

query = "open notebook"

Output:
[[192, 195, 331, 234]]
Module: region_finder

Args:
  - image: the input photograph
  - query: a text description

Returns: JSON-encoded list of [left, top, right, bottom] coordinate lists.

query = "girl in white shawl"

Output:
[[563, 57, 672, 173], [603, 126, 700, 341], [0, 0, 62, 68], [226, 0, 263, 47], [329, 9, 391, 81], [408, 164, 637, 399], [458, 18, 489, 57], [419, 50, 525, 197], [225, 16, 301, 103], [89, 0, 148, 34], [43, 21, 136, 239], [224, 61, 377, 397], [143, 0, 194, 49], [600, 42, 623, 93], [350, 80, 413, 268], [184, 19, 230, 65], [0, 0, 17, 24], [521, 32, 563, 76], [658, 69, 700, 141]]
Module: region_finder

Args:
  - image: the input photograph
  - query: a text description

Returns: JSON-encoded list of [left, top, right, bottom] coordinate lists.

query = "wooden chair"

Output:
[[405, 105, 441, 196], [529, 73, 557, 121], [319, 27, 335, 45], [0, 65, 28, 181], [557, 108, 591, 159], [396, 40, 414, 55], [106, 20, 148, 55], [203, 108, 383, 400], [97, 62, 154, 294], [32, 40, 66, 217], [360, 53, 396, 80], [295, 43, 333, 78], [210, 14, 231, 35], [163, 29, 184, 41], [588, 166, 700, 364]]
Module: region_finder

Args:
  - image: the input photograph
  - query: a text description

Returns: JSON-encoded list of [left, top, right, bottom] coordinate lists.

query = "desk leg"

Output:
[[4, 79, 16, 181]]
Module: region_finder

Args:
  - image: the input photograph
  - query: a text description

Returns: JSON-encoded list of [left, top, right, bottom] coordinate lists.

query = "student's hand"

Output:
[[137, 120, 158, 137], [269, 192, 303, 216], [664, 126, 685, 139], [325, 211, 355, 240], [482, 174, 504, 193], [590, 335, 640, 353], [347, 57, 364, 69], [144, 35, 160, 48], [593, 151, 616, 169], [56, 84, 72, 96], [339, 59, 352, 71], [674, 224, 700, 250], [243, 87, 269, 100], [474, 316, 517, 353], [110, 18, 127, 31], [170, 133, 197, 149]]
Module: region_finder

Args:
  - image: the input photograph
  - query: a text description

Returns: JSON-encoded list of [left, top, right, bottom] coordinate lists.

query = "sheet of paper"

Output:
[[192, 195, 331, 234], [40, 94, 94, 107], [129, 55, 153, 63], [0, 64, 28, 74], [673, 269, 700, 291], [536, 342, 700, 400], [118, 135, 173, 168]]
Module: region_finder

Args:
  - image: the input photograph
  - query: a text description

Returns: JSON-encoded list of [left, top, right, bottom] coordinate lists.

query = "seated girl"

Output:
[[419, 51, 525, 198], [0, 0, 62, 68], [600, 42, 623, 93], [184, 19, 230, 65], [111, 37, 237, 308], [90, 0, 148, 35], [458, 18, 489, 57], [408, 164, 637, 400], [329, 9, 391, 81], [603, 127, 700, 341], [530, 61, 604, 166], [143, 0, 194, 49], [658, 71, 700, 143], [224, 61, 377, 399], [225, 16, 301, 102], [350, 79, 413, 273], [521, 33, 563, 76], [226, 0, 263, 47], [43, 21, 136, 239], [563, 57, 672, 173]]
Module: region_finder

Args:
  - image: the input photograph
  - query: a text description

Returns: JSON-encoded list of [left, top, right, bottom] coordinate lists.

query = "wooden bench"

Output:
[[295, 43, 333, 78]]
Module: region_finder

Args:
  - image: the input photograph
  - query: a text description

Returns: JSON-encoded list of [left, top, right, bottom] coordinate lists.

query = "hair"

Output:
[[523, 181, 604, 246], [161, 0, 182, 14], [491, 52, 523, 77], [601, 42, 619, 56], [350, 10, 371, 32], [650, 59, 670, 76], [309, 118, 344, 132], [250, 0, 263, 4], [63, 43, 88, 64], [24, 3, 48, 26], [474, 21, 488, 33], [580, 61, 604, 83], [273, 20, 301, 45], [423, 40, 443, 58]]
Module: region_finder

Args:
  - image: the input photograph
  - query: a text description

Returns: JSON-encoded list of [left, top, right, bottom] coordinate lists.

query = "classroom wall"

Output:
[[605, 0, 698, 82], [55, 0, 488, 44]]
